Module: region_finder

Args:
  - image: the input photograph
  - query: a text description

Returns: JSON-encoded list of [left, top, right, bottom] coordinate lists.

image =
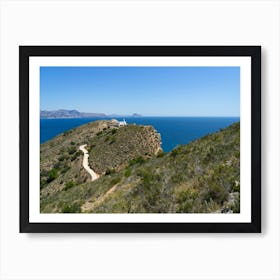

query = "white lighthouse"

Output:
[[118, 118, 127, 127]]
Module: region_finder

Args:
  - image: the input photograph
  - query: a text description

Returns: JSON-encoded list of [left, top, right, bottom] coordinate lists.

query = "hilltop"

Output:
[[40, 121, 240, 214], [40, 120, 161, 197]]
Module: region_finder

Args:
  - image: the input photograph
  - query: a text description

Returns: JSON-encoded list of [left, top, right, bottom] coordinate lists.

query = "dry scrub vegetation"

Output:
[[40, 121, 240, 214]]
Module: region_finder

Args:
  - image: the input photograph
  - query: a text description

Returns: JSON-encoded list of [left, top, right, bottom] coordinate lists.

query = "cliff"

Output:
[[40, 120, 161, 198]]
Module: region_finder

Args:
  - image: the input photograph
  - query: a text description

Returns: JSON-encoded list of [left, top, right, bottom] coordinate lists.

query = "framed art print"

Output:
[[19, 46, 261, 233]]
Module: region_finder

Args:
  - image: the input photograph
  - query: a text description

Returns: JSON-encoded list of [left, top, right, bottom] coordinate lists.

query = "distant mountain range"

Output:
[[40, 109, 142, 119]]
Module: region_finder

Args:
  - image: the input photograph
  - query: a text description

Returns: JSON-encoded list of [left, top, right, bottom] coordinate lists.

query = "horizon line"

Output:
[[40, 115, 240, 118]]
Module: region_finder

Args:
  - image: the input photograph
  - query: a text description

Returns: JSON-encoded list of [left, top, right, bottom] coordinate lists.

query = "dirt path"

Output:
[[81, 184, 118, 212], [79, 144, 99, 181]]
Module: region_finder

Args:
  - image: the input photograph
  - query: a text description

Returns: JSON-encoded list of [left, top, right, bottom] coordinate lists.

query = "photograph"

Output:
[[39, 66, 240, 214], [20, 46, 261, 232]]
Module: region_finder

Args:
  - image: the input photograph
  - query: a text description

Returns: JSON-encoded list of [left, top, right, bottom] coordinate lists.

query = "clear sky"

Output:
[[40, 66, 240, 117]]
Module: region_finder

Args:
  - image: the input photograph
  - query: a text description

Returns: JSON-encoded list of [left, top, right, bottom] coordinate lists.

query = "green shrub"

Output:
[[157, 152, 165, 158], [200, 183, 228, 204], [58, 155, 66, 161], [64, 181, 75, 191], [61, 166, 70, 174], [229, 199, 240, 213], [137, 170, 160, 189], [234, 150, 240, 158], [68, 147, 76, 155], [40, 169, 49, 177], [232, 180, 240, 192], [46, 168, 58, 183], [105, 169, 116, 175], [40, 179, 47, 189], [109, 137, 116, 144], [110, 177, 121, 185], [176, 189, 198, 203], [70, 141, 75, 145], [171, 173, 184, 184], [53, 162, 62, 169], [62, 203, 80, 213], [71, 152, 81, 161], [124, 167, 132, 177], [129, 156, 145, 166], [176, 199, 194, 213], [170, 149, 178, 158], [171, 145, 183, 158]]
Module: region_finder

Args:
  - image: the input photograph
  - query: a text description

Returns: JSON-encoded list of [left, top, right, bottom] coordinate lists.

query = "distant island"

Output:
[[40, 109, 142, 119]]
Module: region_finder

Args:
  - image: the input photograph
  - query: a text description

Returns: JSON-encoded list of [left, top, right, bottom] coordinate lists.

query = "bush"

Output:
[[137, 170, 160, 189], [157, 152, 165, 158], [53, 161, 62, 169], [110, 177, 121, 185], [40, 179, 47, 189], [176, 199, 194, 213], [70, 141, 75, 145], [61, 166, 70, 174], [170, 149, 178, 158], [232, 180, 240, 192], [64, 181, 75, 191], [111, 128, 117, 134], [109, 137, 116, 144], [62, 203, 81, 213], [230, 199, 240, 213], [58, 155, 66, 161], [176, 189, 198, 203], [40, 169, 49, 177], [46, 168, 58, 183], [200, 183, 229, 205], [71, 152, 80, 161], [124, 167, 132, 177], [171, 173, 184, 184], [129, 156, 145, 166], [68, 147, 76, 155], [105, 169, 116, 175], [171, 145, 183, 158]]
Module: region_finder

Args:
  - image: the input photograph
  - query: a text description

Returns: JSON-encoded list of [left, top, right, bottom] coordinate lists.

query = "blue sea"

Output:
[[40, 117, 240, 152]]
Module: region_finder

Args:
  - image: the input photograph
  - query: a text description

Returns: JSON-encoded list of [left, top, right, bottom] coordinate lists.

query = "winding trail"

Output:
[[79, 144, 99, 181], [81, 183, 119, 212]]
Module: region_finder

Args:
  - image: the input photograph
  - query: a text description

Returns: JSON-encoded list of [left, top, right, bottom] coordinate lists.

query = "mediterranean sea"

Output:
[[40, 117, 240, 152]]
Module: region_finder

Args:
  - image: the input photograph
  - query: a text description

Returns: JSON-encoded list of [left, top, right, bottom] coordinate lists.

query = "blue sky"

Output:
[[40, 66, 240, 117]]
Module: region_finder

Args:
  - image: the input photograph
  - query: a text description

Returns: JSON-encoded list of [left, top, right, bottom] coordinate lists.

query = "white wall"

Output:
[[0, 0, 279, 279]]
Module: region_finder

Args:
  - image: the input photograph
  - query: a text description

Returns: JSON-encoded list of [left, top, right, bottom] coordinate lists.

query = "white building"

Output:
[[118, 118, 127, 127]]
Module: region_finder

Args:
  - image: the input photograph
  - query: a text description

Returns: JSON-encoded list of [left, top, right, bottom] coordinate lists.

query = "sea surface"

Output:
[[40, 117, 240, 152]]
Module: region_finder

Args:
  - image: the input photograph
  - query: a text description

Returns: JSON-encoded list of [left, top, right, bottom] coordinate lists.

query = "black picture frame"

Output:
[[20, 46, 261, 233]]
